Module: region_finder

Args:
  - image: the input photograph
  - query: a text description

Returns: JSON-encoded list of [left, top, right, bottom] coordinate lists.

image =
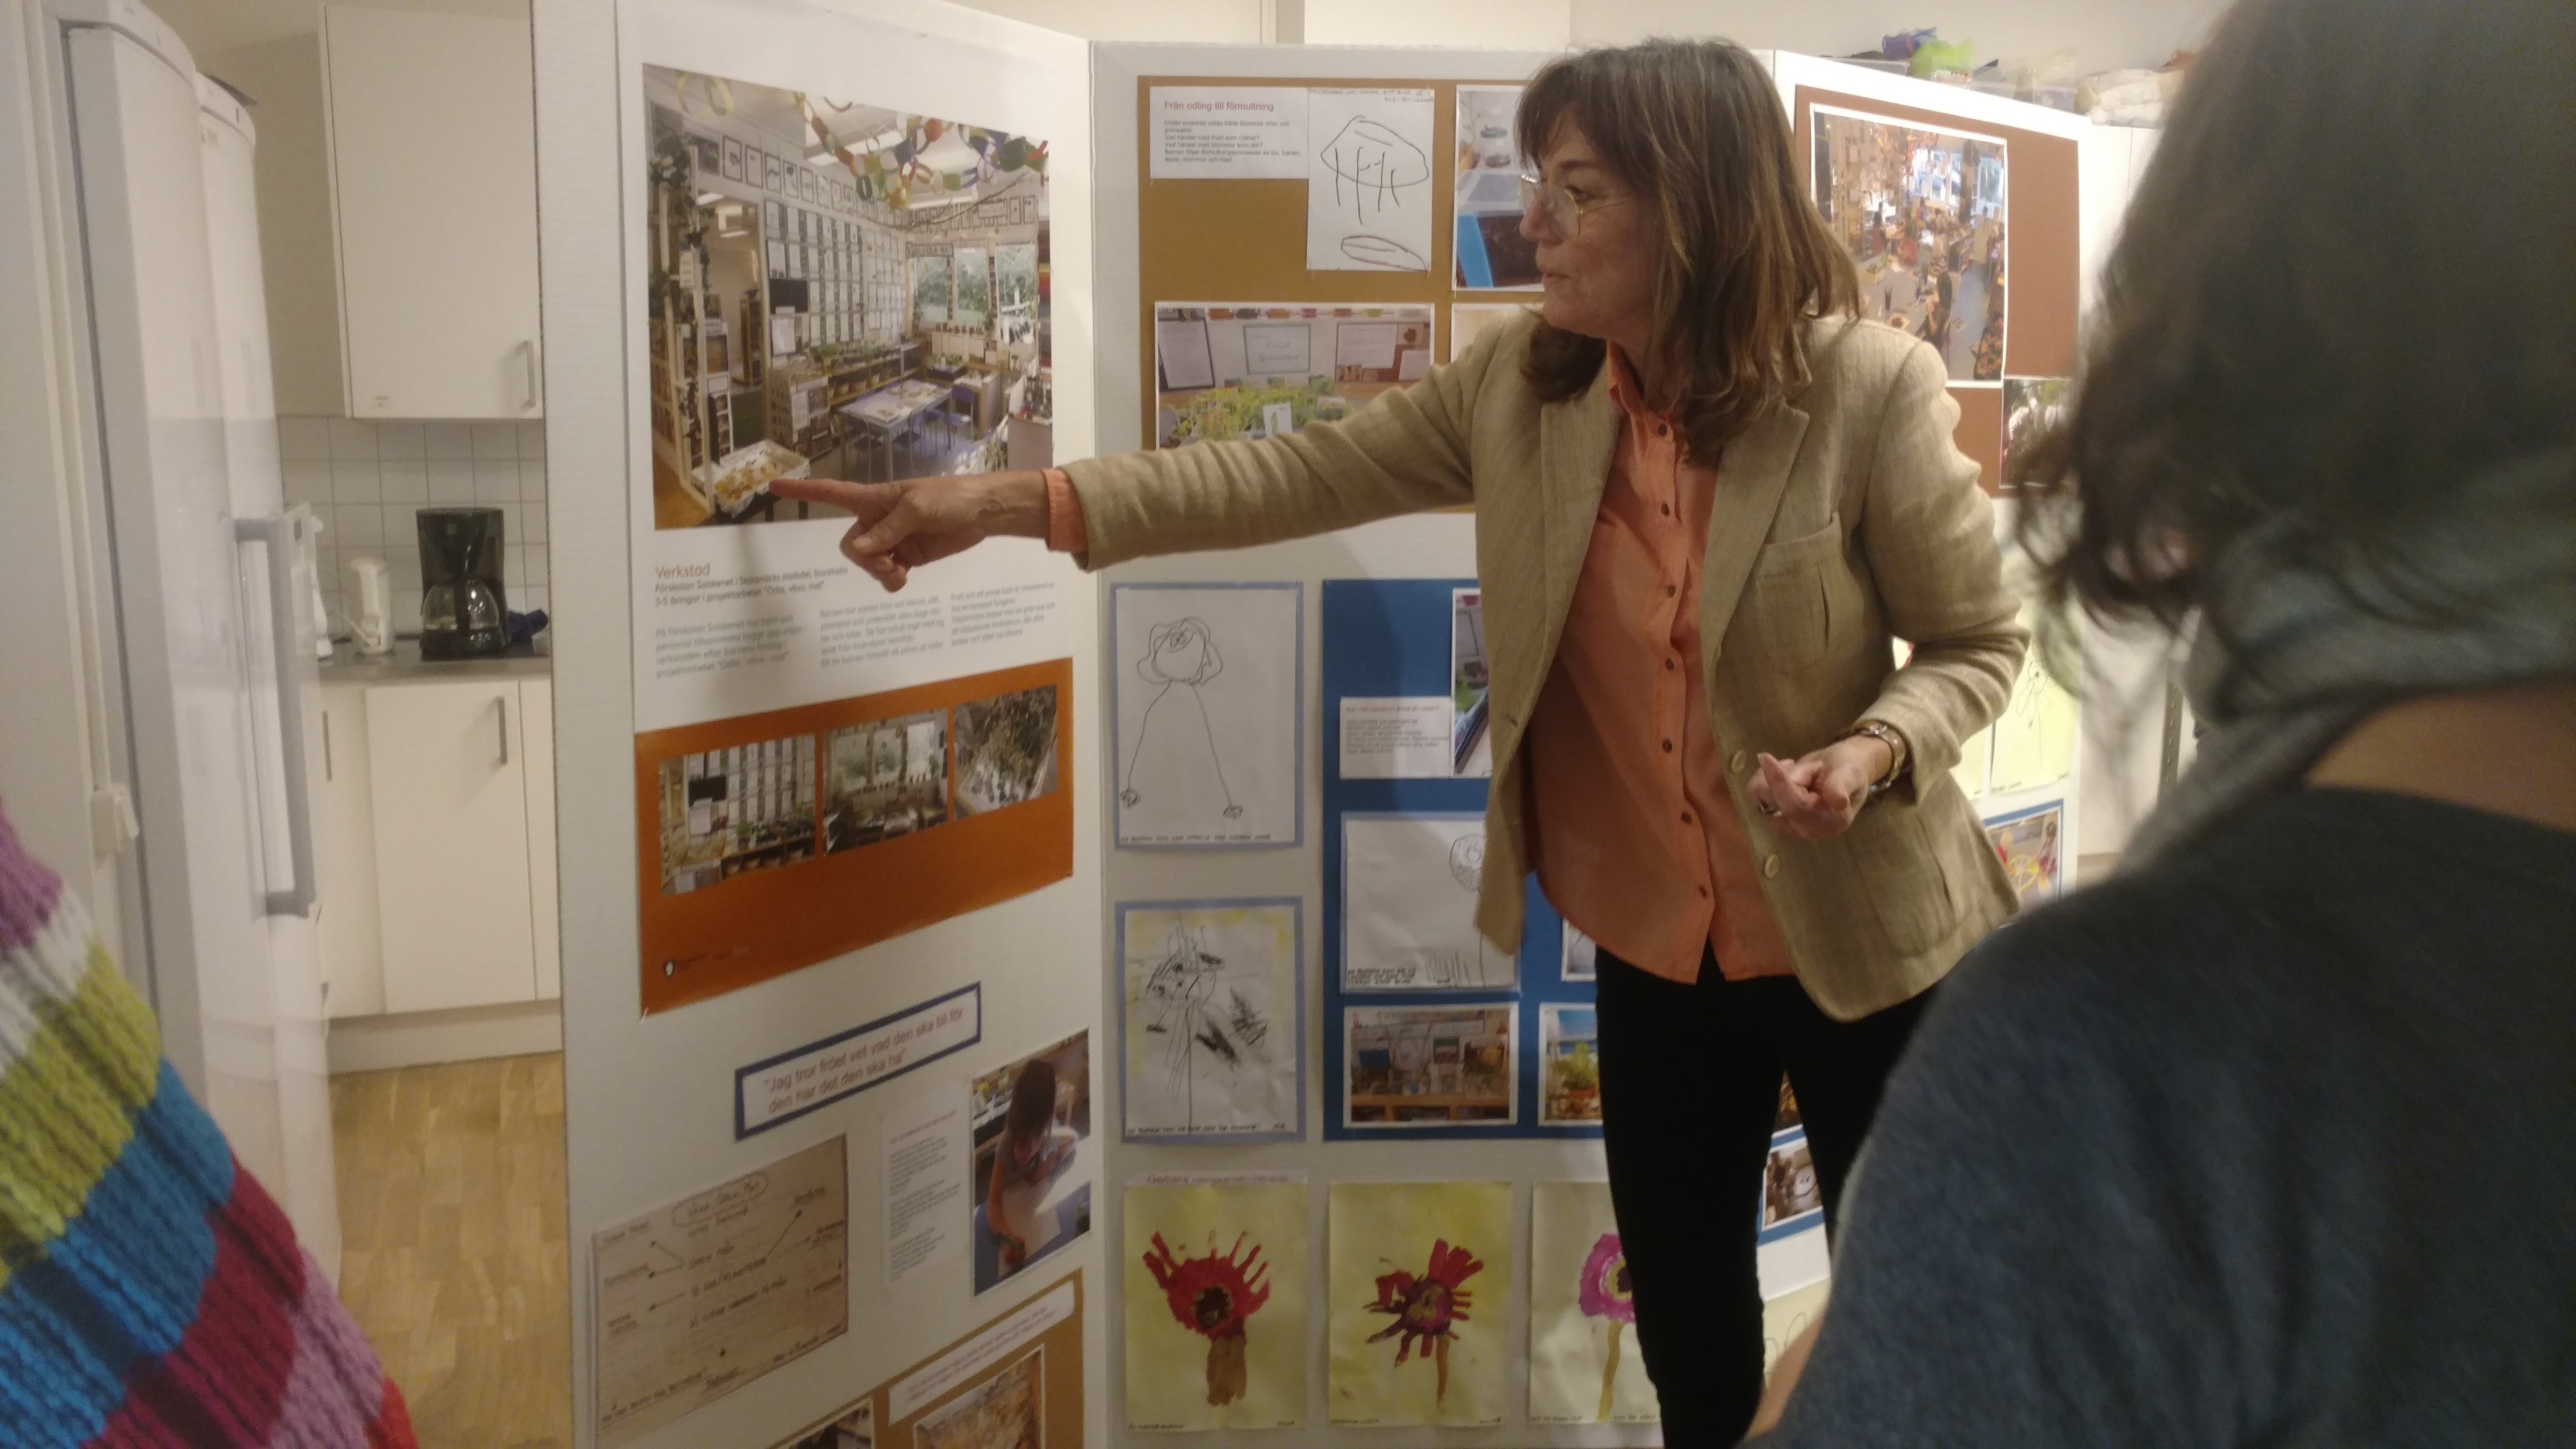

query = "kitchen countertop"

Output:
[[319, 637, 553, 684]]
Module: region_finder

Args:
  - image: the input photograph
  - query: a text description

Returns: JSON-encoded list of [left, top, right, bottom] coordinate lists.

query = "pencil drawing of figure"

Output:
[[1124, 616, 1245, 818], [1138, 921, 1275, 1129]]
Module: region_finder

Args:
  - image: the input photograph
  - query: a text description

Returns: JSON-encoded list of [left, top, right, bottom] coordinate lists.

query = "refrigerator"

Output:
[[44, 0, 341, 1271]]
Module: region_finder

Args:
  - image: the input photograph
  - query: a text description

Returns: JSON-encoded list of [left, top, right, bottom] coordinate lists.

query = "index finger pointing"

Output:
[[771, 477, 896, 514]]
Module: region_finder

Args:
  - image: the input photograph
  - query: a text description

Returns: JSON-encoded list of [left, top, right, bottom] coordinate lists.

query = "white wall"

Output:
[[950, 0, 1264, 42], [1304, 0, 1570, 48]]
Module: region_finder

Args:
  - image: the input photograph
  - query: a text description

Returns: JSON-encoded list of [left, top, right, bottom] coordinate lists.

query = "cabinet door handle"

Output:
[[497, 695, 511, 766], [520, 339, 539, 412], [322, 709, 334, 783], [234, 516, 318, 918]]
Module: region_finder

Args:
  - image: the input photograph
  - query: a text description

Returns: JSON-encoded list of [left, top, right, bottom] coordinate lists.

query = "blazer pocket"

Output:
[[1746, 515, 1846, 661], [1844, 805, 1960, 955]]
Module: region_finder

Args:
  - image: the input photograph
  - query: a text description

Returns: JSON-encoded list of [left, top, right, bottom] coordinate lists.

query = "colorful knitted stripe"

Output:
[[0, 812, 415, 1448]]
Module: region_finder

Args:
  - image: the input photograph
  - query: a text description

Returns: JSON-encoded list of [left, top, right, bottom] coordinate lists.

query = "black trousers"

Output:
[[1594, 946, 1933, 1447]]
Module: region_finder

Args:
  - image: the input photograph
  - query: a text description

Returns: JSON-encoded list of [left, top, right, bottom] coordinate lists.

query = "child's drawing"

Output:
[[1120, 902, 1301, 1141], [1307, 89, 1436, 274], [1122, 617, 1241, 819]]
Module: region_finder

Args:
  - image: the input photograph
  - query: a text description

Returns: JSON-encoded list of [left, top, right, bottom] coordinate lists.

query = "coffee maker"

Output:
[[416, 507, 510, 658]]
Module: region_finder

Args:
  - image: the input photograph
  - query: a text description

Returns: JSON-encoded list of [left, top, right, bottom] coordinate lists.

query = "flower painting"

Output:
[[1363, 1239, 1483, 1403], [1529, 1182, 1659, 1424], [1578, 1232, 1636, 1419], [1141, 1232, 1272, 1406], [1328, 1182, 1513, 1426], [1122, 1183, 1306, 1431]]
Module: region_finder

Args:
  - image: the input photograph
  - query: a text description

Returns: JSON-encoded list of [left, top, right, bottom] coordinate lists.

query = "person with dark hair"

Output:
[[984, 1056, 1073, 1273], [1748, 0, 2575, 1440], [780, 38, 2027, 1441]]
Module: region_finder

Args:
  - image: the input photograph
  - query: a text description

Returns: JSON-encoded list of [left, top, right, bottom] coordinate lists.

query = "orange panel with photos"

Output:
[[635, 658, 1074, 1014]]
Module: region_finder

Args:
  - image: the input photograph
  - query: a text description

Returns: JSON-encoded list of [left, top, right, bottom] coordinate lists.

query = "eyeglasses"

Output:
[[1517, 173, 1632, 240]]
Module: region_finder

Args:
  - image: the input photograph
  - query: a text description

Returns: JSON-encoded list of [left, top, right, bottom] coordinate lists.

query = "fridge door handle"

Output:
[[497, 695, 511, 766], [519, 339, 540, 413], [236, 516, 319, 918]]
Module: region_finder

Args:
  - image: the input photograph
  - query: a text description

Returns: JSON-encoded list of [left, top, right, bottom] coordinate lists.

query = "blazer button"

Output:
[[1762, 855, 1781, 879], [1730, 751, 1750, 774]]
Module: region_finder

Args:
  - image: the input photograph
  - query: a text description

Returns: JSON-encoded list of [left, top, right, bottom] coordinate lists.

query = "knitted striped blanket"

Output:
[[0, 811, 415, 1447]]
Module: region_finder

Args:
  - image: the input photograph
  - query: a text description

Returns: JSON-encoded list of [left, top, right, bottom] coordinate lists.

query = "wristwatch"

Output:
[[1835, 720, 1910, 801]]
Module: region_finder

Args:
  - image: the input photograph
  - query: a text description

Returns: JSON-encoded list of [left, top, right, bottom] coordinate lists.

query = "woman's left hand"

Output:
[[1751, 736, 1892, 841]]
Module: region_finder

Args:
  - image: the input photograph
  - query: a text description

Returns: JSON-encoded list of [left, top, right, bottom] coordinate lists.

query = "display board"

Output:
[[541, 0, 1103, 1445]]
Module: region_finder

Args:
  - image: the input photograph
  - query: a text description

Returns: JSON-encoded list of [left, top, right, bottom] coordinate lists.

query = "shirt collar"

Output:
[[1603, 346, 1671, 426]]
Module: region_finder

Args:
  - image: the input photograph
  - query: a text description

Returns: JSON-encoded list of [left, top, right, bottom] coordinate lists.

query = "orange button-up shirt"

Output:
[[1040, 352, 1793, 988], [1524, 353, 1793, 985]]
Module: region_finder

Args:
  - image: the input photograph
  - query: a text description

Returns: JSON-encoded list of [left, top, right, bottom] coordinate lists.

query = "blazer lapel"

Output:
[[1698, 401, 1813, 646], [1537, 371, 1621, 649]]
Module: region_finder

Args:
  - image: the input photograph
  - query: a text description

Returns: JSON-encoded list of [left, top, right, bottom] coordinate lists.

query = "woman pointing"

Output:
[[781, 39, 2025, 1443]]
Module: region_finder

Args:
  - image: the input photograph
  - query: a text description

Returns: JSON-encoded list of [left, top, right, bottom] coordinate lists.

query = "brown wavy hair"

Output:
[[1517, 40, 1859, 464], [2013, 0, 2576, 630]]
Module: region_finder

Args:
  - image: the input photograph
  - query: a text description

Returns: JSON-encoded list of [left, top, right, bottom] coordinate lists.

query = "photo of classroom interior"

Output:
[[1811, 108, 2010, 381], [644, 67, 1051, 528], [1154, 305, 1434, 448]]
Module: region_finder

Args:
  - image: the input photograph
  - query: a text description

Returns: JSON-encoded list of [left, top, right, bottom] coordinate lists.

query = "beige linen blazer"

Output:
[[1065, 313, 2026, 1020]]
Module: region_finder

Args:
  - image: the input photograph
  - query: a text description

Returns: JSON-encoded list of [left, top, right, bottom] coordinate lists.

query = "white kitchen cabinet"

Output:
[[324, 5, 541, 418], [316, 683, 386, 1018], [518, 678, 561, 1001], [364, 677, 540, 1012]]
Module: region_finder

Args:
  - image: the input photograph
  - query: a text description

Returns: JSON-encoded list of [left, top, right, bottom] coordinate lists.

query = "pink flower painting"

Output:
[[1578, 1232, 1636, 1420]]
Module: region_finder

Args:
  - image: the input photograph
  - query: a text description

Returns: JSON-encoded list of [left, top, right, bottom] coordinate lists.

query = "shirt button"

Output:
[[1665, 658, 1678, 672], [1660, 503, 1672, 516], [1664, 584, 1678, 598], [1656, 424, 1668, 438], [1697, 885, 1711, 899], [1661, 739, 1674, 754], [1680, 810, 1693, 825], [1762, 856, 1782, 880]]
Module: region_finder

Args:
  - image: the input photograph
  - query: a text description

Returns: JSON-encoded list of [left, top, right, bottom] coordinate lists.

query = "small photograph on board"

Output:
[[822, 711, 949, 854], [2000, 376, 2069, 490], [1810, 105, 2008, 383], [1118, 900, 1302, 1141], [1453, 85, 1540, 290], [1448, 303, 1530, 363], [913, 1347, 1044, 1449], [1113, 584, 1301, 847], [1561, 924, 1598, 982], [952, 684, 1060, 816], [1344, 1005, 1516, 1127], [1528, 1181, 1657, 1425], [1449, 588, 1492, 778], [1984, 799, 2064, 907], [1761, 1130, 1822, 1232], [1326, 1181, 1513, 1426], [1124, 1180, 1309, 1430], [723, 135, 745, 182], [657, 735, 819, 895], [777, 1398, 874, 1449], [1342, 814, 1516, 991], [969, 1032, 1092, 1294], [1154, 304, 1435, 449], [765, 152, 784, 193], [1308, 87, 1436, 273], [1774, 1075, 1801, 1131], [1539, 1004, 1602, 1126]]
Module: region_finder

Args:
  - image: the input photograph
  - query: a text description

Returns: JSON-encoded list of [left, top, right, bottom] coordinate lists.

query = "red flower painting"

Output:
[[1142, 1232, 1272, 1406], [1364, 1239, 1483, 1403], [1578, 1232, 1636, 1419]]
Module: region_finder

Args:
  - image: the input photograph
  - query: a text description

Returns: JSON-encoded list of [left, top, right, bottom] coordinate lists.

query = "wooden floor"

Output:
[[332, 1053, 572, 1449]]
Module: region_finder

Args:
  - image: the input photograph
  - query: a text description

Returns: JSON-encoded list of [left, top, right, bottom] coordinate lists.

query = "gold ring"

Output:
[[1757, 801, 1782, 817]]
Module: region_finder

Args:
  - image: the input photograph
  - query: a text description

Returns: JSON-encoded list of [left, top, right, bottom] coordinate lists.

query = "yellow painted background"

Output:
[[1122, 1182, 1308, 1431], [1326, 1181, 1514, 1427]]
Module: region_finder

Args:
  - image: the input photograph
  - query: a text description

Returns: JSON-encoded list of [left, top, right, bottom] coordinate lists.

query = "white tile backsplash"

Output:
[[281, 415, 550, 642]]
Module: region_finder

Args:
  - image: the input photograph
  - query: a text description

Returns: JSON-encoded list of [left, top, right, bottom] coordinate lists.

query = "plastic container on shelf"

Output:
[[2022, 84, 2079, 111]]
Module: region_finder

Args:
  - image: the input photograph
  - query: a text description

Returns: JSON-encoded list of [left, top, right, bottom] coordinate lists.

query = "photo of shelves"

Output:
[[643, 69, 1054, 529]]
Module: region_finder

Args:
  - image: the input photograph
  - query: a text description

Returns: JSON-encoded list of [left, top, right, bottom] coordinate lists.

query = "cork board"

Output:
[[1792, 84, 2081, 493], [1134, 75, 1536, 448]]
